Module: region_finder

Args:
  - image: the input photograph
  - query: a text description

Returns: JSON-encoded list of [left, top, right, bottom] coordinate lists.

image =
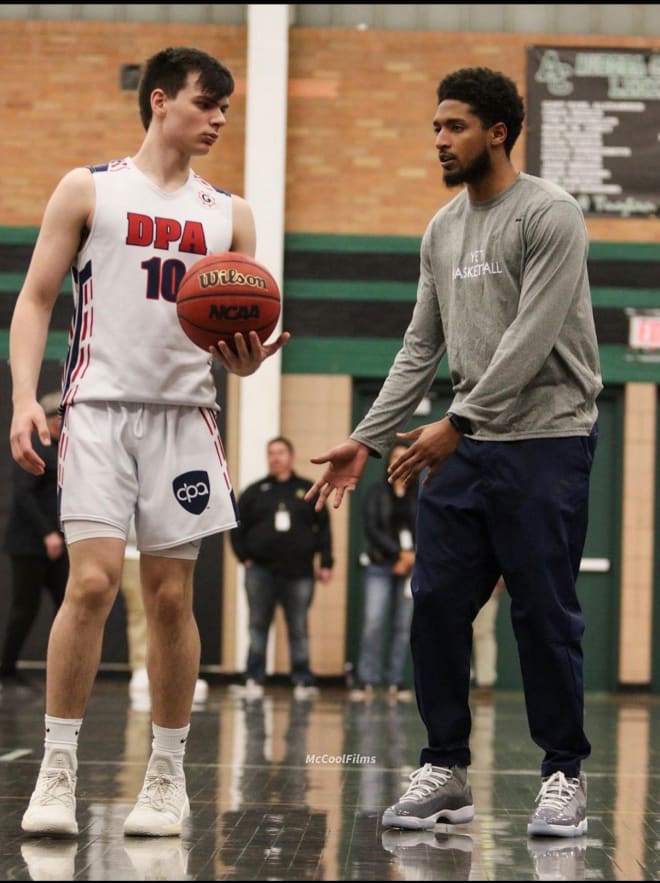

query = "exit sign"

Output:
[[629, 315, 660, 351]]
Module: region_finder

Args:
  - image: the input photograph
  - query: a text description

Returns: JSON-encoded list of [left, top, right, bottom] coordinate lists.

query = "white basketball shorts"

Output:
[[58, 401, 238, 552]]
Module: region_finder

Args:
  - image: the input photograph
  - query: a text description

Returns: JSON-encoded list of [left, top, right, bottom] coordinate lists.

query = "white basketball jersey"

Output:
[[61, 157, 233, 408]]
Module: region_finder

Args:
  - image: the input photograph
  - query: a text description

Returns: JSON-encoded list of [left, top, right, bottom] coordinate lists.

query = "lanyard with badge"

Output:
[[275, 503, 291, 532], [399, 528, 414, 597]]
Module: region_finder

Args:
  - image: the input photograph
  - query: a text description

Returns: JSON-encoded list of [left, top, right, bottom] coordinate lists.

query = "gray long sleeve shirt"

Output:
[[351, 172, 603, 456]]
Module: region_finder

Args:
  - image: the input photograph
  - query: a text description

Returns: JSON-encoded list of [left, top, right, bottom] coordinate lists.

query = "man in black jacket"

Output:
[[1, 391, 68, 688], [230, 436, 333, 699]]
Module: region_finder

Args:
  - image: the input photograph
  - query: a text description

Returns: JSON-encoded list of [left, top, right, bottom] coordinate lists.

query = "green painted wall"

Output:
[[1, 229, 659, 384]]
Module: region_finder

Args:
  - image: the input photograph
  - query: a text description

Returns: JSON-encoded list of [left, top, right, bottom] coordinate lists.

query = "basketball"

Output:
[[176, 252, 281, 352]]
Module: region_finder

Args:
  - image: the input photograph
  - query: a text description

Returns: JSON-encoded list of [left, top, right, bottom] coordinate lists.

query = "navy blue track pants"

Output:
[[411, 429, 597, 778]]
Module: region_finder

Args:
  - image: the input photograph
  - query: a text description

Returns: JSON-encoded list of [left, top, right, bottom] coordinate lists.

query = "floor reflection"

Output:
[[0, 679, 658, 881], [381, 828, 475, 881]]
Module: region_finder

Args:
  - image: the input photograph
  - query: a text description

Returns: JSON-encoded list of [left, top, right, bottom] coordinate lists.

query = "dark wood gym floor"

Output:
[[1, 676, 658, 881]]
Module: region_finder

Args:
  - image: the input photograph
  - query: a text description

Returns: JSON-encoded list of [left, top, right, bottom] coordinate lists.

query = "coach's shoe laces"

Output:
[[528, 771, 587, 837], [21, 751, 78, 836], [382, 763, 474, 830], [403, 764, 454, 800], [123, 753, 190, 837]]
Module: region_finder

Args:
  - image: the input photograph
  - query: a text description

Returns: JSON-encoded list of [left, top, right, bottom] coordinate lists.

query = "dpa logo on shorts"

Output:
[[173, 470, 210, 514]]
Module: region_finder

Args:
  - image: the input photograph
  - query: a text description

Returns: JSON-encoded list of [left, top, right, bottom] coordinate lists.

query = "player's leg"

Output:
[[46, 536, 124, 716], [123, 404, 238, 836], [22, 401, 137, 836], [140, 552, 199, 725], [123, 544, 199, 837], [21, 533, 125, 836]]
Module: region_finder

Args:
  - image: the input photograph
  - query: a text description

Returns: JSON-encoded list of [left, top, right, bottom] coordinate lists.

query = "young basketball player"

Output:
[[9, 46, 288, 838]]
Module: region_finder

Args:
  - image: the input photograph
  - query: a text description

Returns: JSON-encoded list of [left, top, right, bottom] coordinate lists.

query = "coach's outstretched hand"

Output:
[[304, 439, 371, 511], [210, 329, 291, 377]]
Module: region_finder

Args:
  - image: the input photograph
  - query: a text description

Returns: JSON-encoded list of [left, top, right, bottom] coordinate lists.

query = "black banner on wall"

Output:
[[525, 45, 660, 218]]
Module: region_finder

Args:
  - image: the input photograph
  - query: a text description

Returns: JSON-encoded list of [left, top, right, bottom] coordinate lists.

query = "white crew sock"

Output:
[[43, 714, 83, 770]]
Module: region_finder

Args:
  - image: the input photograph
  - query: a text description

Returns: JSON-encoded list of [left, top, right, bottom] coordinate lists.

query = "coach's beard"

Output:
[[442, 147, 492, 188]]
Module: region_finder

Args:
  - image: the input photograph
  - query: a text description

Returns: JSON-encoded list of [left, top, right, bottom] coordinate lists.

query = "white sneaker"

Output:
[[293, 684, 319, 701], [21, 750, 78, 836], [229, 679, 265, 699], [21, 840, 78, 880], [192, 678, 208, 704], [123, 753, 190, 837], [245, 679, 265, 699], [348, 683, 375, 702], [387, 685, 414, 702]]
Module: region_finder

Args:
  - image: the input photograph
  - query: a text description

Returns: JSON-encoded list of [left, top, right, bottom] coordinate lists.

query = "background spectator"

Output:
[[350, 443, 417, 702], [1, 391, 67, 690], [230, 436, 333, 700]]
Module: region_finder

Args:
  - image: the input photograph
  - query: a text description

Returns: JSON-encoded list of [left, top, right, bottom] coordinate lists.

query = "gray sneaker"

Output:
[[381, 764, 475, 830], [527, 771, 588, 837]]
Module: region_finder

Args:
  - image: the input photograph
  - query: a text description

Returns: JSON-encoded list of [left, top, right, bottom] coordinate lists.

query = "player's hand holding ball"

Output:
[[213, 326, 290, 376], [176, 251, 290, 374]]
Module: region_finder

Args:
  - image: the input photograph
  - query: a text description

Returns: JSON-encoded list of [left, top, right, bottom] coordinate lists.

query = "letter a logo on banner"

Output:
[[172, 470, 211, 514]]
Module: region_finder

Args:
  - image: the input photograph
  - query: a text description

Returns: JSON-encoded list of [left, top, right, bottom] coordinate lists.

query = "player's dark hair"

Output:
[[138, 46, 235, 130], [436, 67, 524, 156]]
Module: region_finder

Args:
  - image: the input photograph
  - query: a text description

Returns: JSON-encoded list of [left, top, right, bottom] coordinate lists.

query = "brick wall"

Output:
[[2, 21, 659, 242], [0, 21, 248, 223]]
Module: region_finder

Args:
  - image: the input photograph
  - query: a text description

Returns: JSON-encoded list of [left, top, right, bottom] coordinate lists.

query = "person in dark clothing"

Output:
[[230, 436, 334, 698], [350, 444, 417, 702], [1, 391, 68, 688]]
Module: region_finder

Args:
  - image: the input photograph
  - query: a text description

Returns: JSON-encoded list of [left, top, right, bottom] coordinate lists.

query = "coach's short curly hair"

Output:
[[436, 67, 525, 155]]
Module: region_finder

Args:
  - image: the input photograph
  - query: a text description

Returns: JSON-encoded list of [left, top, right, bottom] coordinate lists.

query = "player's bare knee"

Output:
[[150, 582, 190, 629], [66, 568, 119, 616]]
